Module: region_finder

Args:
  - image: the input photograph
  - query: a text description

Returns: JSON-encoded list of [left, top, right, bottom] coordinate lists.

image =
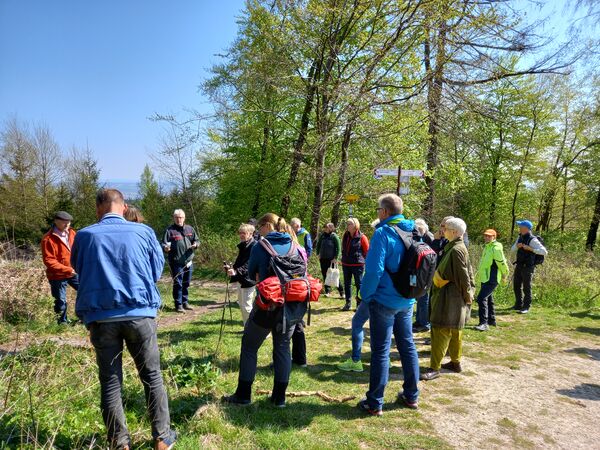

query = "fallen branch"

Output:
[[255, 389, 356, 403]]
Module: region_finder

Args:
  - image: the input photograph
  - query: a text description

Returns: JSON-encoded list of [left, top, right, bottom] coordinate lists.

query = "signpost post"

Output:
[[344, 194, 360, 217]]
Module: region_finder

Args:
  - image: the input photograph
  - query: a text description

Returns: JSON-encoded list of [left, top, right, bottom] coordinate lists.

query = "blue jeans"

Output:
[[366, 300, 420, 410], [169, 262, 192, 307], [343, 265, 364, 302], [351, 300, 370, 361], [49, 275, 79, 323], [415, 293, 430, 329], [477, 280, 498, 325]]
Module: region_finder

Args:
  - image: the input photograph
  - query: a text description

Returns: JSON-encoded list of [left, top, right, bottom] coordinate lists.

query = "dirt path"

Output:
[[419, 334, 600, 449], [0, 281, 231, 356]]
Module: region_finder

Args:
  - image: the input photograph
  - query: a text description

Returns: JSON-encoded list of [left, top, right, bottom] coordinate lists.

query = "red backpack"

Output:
[[255, 239, 322, 324]]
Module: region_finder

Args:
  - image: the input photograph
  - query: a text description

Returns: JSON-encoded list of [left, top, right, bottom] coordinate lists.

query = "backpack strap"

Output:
[[259, 238, 279, 257], [391, 225, 412, 251]]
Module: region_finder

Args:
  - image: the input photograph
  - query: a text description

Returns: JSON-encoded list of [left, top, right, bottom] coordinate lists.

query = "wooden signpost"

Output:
[[373, 166, 424, 196]]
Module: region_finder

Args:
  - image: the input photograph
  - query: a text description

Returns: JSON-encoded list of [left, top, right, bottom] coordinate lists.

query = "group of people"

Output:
[[39, 188, 548, 447]]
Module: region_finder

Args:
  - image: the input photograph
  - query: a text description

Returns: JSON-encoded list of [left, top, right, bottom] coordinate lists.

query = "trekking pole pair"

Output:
[[214, 270, 235, 357]]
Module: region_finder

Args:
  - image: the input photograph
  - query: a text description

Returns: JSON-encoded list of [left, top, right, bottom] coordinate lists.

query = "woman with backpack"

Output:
[[341, 218, 369, 311], [316, 223, 344, 298], [222, 213, 308, 408]]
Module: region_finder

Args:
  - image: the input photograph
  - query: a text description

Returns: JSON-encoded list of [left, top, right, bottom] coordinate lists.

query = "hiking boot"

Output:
[[474, 323, 489, 332], [511, 304, 523, 311], [357, 398, 382, 416], [489, 322, 497, 327], [154, 430, 177, 450], [342, 302, 351, 311], [519, 309, 529, 314], [221, 393, 251, 406], [182, 303, 194, 311], [441, 361, 462, 373], [397, 393, 418, 410], [175, 305, 185, 313], [338, 358, 363, 372], [413, 325, 429, 333], [419, 368, 440, 381], [292, 360, 307, 368]]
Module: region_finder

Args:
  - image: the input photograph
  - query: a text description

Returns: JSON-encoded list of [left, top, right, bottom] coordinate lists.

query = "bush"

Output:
[[468, 243, 600, 310], [0, 260, 52, 324]]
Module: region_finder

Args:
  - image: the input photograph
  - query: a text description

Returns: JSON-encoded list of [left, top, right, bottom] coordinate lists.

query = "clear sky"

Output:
[[0, 0, 245, 180]]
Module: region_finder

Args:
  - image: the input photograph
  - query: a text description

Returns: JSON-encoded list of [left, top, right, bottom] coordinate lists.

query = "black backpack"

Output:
[[386, 226, 437, 299], [532, 235, 545, 265]]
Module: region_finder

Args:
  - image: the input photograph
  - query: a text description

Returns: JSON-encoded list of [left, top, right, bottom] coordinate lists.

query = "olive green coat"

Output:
[[430, 237, 475, 329]]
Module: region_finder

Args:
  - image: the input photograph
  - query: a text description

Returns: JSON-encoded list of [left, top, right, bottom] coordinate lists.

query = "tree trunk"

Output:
[[510, 109, 538, 241], [281, 59, 321, 217], [252, 126, 270, 217], [585, 186, 600, 251], [423, 21, 446, 221], [331, 119, 353, 227]]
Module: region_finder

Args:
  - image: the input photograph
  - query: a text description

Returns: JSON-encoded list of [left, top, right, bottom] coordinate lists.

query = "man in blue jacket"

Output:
[[357, 194, 420, 416], [71, 189, 176, 450]]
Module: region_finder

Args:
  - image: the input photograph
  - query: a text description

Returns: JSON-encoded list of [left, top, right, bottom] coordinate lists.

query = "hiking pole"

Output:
[[215, 274, 234, 357]]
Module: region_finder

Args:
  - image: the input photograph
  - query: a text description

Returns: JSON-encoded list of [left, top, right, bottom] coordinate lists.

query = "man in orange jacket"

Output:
[[41, 211, 79, 324]]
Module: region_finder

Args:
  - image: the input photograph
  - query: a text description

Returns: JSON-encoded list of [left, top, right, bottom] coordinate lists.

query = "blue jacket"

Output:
[[248, 232, 294, 282], [296, 227, 313, 257], [360, 214, 416, 310], [71, 213, 165, 324]]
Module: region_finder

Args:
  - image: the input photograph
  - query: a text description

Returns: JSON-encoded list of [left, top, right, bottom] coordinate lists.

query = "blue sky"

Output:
[[0, 1, 588, 182], [0, 0, 244, 180]]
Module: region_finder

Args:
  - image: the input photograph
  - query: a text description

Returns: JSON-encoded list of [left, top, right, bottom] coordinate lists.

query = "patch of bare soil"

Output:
[[418, 334, 600, 449]]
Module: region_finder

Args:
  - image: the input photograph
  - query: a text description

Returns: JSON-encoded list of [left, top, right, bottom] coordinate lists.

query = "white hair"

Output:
[[173, 209, 186, 217], [290, 217, 301, 226], [445, 217, 467, 236], [414, 218, 429, 235]]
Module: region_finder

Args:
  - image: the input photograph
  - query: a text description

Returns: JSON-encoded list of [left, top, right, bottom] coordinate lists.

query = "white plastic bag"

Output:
[[325, 262, 340, 287]]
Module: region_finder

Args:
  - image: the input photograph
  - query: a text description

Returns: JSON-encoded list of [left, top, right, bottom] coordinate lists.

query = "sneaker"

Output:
[[154, 430, 177, 450], [512, 304, 523, 311], [269, 396, 286, 408], [397, 393, 418, 410], [489, 322, 497, 327], [519, 309, 529, 314], [419, 368, 440, 381], [292, 361, 308, 368], [182, 303, 194, 311], [342, 302, 351, 311], [441, 361, 462, 373], [413, 325, 429, 333], [357, 398, 382, 416], [338, 358, 363, 372], [221, 394, 251, 406], [175, 305, 185, 313], [474, 324, 489, 332]]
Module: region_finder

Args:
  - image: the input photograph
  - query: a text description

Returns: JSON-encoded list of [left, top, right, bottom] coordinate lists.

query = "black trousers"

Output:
[[513, 264, 534, 309], [292, 321, 306, 365]]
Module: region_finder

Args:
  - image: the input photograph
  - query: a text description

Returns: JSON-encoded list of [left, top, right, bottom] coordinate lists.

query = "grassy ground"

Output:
[[1, 278, 599, 449]]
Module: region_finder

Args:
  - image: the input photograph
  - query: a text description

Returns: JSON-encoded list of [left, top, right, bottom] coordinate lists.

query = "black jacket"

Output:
[[163, 224, 199, 266], [231, 238, 257, 288]]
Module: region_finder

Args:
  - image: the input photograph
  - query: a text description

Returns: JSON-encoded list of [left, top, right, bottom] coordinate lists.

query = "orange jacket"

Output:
[[41, 227, 76, 280]]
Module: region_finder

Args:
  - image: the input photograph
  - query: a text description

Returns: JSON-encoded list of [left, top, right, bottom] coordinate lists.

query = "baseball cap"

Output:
[[54, 211, 73, 221], [483, 229, 497, 237], [516, 220, 533, 230]]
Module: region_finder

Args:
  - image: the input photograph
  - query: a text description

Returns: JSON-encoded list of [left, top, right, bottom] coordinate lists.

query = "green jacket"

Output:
[[476, 240, 509, 285], [430, 238, 475, 330]]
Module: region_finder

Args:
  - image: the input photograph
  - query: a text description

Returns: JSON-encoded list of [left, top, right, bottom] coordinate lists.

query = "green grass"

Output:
[[1, 279, 599, 449]]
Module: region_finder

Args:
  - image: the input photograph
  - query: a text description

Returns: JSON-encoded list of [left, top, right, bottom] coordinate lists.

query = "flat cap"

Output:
[[54, 211, 73, 221]]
